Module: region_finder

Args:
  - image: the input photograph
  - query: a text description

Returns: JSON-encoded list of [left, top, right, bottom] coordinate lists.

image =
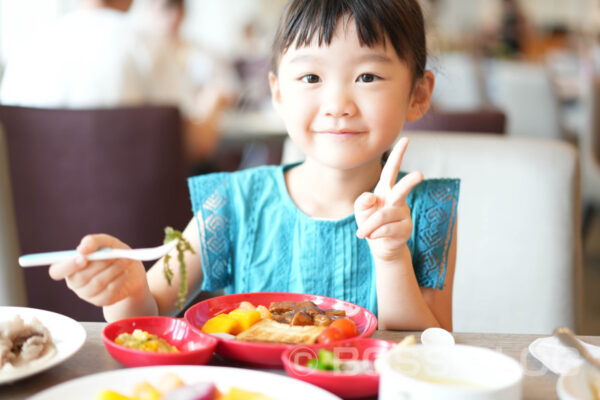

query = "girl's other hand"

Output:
[[354, 137, 423, 261], [48, 234, 147, 307]]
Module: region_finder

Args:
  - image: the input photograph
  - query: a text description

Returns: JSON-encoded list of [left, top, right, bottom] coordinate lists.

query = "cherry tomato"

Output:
[[317, 326, 345, 344], [330, 318, 359, 339]]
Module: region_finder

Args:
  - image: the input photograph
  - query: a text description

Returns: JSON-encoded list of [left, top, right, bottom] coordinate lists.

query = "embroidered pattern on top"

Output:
[[413, 182, 458, 289], [200, 182, 230, 286]]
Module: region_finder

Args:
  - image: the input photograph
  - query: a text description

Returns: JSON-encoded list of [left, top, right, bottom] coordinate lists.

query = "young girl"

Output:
[[49, 0, 459, 331]]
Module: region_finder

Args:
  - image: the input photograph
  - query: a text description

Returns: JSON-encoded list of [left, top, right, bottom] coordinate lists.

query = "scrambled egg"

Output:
[[114, 329, 178, 353]]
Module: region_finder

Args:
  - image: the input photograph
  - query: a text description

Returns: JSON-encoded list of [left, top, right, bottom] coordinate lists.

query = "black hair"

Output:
[[271, 0, 427, 82]]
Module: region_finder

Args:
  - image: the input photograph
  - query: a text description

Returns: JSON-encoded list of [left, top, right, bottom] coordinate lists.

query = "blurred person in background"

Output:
[[133, 0, 240, 172], [0, 0, 221, 165], [478, 0, 530, 59]]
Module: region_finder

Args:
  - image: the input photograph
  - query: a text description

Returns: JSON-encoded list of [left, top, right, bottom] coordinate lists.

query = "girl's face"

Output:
[[270, 19, 433, 171]]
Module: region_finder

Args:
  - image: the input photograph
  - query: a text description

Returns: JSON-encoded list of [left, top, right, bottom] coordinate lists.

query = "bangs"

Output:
[[283, 2, 386, 52], [271, 0, 426, 79]]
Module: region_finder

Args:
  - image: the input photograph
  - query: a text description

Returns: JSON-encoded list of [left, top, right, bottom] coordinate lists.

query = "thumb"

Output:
[[354, 192, 378, 227]]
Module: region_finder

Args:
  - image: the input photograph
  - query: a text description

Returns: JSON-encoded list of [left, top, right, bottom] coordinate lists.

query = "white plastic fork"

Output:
[[19, 240, 178, 267]]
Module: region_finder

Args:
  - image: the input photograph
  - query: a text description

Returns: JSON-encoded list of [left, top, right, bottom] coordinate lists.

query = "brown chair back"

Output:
[[404, 107, 506, 134], [0, 105, 191, 321]]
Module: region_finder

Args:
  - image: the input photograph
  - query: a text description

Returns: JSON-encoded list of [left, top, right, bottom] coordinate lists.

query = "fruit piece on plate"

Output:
[[201, 314, 242, 335], [228, 309, 261, 332], [162, 382, 216, 400], [329, 318, 359, 339], [317, 326, 345, 344]]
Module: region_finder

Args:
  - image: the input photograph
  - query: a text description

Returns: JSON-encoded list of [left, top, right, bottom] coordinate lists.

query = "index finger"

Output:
[[76, 234, 130, 253], [48, 257, 84, 281], [49, 234, 129, 280], [375, 137, 409, 196]]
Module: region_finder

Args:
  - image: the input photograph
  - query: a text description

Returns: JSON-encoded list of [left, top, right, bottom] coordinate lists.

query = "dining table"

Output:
[[2, 322, 597, 400]]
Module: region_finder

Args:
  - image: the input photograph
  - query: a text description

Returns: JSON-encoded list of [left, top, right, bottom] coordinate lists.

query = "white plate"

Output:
[[29, 365, 342, 400], [0, 306, 86, 385], [528, 336, 600, 375]]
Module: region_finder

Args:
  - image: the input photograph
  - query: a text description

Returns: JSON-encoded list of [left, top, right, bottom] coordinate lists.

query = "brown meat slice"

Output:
[[312, 314, 332, 326], [268, 301, 298, 313], [290, 311, 313, 326], [324, 309, 346, 317], [271, 314, 292, 324]]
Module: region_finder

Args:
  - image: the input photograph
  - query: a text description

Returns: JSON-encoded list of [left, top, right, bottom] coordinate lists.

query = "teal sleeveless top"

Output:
[[187, 164, 459, 316]]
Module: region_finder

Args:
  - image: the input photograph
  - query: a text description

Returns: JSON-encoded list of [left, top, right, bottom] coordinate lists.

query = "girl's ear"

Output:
[[406, 70, 435, 122], [269, 71, 282, 114]]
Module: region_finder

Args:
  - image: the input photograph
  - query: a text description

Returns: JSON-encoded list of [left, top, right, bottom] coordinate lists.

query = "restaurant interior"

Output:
[[1, 0, 600, 398]]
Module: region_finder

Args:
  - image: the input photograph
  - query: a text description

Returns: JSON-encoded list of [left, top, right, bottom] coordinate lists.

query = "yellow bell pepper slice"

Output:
[[95, 390, 135, 400], [201, 314, 242, 335], [132, 382, 162, 400], [224, 387, 274, 400], [228, 309, 261, 332]]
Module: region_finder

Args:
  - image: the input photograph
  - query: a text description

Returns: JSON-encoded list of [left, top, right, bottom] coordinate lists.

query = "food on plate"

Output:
[[201, 307, 262, 335], [162, 227, 196, 310], [96, 373, 274, 400], [0, 315, 56, 374], [235, 319, 325, 345], [306, 349, 376, 374], [201, 300, 359, 345], [114, 329, 179, 353], [591, 371, 600, 400], [329, 318, 359, 338], [268, 301, 346, 326]]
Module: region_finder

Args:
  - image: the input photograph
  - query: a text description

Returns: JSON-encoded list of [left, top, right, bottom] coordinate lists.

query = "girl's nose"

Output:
[[321, 86, 357, 118]]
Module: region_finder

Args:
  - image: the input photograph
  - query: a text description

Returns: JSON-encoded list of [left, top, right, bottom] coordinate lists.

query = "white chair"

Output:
[[486, 60, 564, 140], [402, 132, 582, 334], [429, 51, 488, 111], [0, 125, 26, 306]]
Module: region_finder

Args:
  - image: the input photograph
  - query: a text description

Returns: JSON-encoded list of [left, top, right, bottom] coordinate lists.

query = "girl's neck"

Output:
[[285, 158, 382, 219]]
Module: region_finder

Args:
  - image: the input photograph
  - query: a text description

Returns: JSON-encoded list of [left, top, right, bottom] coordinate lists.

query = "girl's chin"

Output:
[[308, 152, 382, 171]]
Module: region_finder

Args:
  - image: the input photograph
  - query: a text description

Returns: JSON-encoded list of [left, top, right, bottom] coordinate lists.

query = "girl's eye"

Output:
[[357, 73, 380, 83], [301, 74, 321, 84]]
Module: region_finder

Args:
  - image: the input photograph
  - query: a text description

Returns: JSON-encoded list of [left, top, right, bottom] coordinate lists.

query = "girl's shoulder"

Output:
[[187, 165, 287, 211], [414, 176, 460, 196], [188, 164, 283, 187], [397, 172, 460, 202]]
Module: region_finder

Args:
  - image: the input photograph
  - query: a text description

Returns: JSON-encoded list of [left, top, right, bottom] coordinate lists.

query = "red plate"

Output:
[[281, 338, 395, 399], [184, 292, 378, 368], [103, 316, 218, 367]]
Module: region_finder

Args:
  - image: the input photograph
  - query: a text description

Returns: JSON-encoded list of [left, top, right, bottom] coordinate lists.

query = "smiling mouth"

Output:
[[316, 130, 366, 135]]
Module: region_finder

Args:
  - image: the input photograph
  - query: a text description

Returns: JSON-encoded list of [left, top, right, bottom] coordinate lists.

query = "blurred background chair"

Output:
[[429, 51, 488, 111], [580, 76, 600, 237], [401, 132, 582, 334], [0, 105, 192, 321], [282, 108, 507, 165], [404, 107, 506, 134], [486, 60, 565, 140], [0, 124, 26, 306]]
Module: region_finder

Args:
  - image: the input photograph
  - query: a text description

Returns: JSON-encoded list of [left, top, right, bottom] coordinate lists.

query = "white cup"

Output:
[[378, 344, 523, 400], [557, 363, 600, 400]]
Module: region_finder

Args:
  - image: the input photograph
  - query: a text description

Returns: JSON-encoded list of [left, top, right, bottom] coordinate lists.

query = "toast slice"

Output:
[[235, 319, 325, 345]]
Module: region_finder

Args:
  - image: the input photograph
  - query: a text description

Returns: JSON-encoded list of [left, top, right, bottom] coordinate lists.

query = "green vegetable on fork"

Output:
[[162, 226, 195, 310]]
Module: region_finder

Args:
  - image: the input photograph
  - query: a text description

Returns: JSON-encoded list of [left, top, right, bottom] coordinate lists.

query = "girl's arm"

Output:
[[374, 221, 456, 331], [146, 218, 204, 316], [49, 217, 204, 322], [355, 138, 456, 331], [102, 218, 204, 321]]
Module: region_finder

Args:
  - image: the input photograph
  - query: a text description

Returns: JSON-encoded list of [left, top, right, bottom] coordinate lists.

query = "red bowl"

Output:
[[184, 292, 378, 368], [281, 338, 394, 399], [103, 316, 218, 367]]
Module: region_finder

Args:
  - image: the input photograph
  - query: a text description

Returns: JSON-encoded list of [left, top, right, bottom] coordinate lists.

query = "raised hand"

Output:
[[48, 234, 148, 307], [354, 137, 423, 261]]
